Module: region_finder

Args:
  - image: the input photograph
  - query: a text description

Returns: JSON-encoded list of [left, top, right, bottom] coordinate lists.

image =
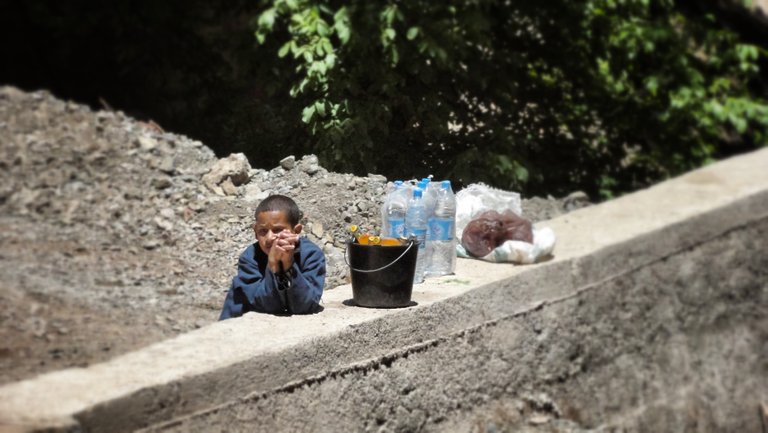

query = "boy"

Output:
[[219, 195, 326, 319]]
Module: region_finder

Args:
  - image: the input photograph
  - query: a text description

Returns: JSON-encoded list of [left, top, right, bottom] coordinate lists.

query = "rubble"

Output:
[[0, 86, 588, 384]]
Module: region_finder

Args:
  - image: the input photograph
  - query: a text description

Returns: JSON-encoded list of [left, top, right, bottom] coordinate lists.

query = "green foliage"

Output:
[[7, 2, 765, 198], [253, 0, 768, 198]]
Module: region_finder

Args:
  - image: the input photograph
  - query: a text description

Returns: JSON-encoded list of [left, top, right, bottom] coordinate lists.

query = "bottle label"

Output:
[[429, 218, 454, 241], [388, 218, 405, 238]]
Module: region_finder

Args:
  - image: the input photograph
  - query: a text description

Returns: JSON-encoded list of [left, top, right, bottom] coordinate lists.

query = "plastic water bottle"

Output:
[[381, 180, 407, 239], [426, 180, 457, 276], [405, 188, 428, 284], [419, 179, 437, 272], [420, 179, 438, 215]]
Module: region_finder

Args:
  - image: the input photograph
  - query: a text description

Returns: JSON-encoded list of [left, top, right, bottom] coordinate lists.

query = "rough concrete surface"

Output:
[[0, 148, 767, 432], [145, 204, 768, 433]]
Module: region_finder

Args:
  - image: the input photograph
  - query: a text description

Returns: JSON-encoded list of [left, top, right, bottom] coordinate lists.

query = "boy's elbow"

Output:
[[293, 301, 322, 315], [290, 291, 322, 314]]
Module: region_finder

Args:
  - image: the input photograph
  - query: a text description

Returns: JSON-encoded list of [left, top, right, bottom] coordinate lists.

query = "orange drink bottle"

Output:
[[349, 225, 371, 244]]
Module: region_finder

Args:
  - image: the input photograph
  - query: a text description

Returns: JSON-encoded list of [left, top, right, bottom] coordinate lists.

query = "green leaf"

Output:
[[333, 6, 348, 23], [325, 53, 336, 69], [335, 22, 350, 44], [298, 77, 309, 93], [497, 155, 513, 171], [302, 105, 316, 123], [407, 27, 419, 40], [709, 101, 725, 120], [515, 164, 529, 183], [382, 6, 396, 26], [278, 42, 291, 58], [334, 7, 350, 45], [315, 101, 327, 117], [292, 44, 304, 59], [730, 114, 748, 133], [645, 76, 658, 96], [322, 39, 334, 55], [317, 20, 331, 37], [258, 8, 276, 30], [316, 60, 327, 75]]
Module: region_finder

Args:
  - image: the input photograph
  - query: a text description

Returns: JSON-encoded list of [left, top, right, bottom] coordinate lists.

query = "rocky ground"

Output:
[[0, 86, 589, 385]]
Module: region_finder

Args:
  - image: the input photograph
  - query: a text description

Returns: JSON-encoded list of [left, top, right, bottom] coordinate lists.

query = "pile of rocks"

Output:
[[0, 86, 413, 383], [0, 86, 588, 384]]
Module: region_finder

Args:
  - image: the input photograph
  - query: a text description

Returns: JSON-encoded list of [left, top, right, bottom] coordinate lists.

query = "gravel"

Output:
[[0, 86, 589, 385]]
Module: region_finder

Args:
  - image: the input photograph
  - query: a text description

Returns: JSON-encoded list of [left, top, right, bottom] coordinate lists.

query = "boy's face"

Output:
[[253, 210, 303, 255]]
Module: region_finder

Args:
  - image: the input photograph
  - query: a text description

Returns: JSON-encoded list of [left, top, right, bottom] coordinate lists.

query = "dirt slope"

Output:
[[0, 86, 585, 384]]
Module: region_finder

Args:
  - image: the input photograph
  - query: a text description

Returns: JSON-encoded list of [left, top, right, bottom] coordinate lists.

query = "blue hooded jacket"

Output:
[[219, 237, 326, 319]]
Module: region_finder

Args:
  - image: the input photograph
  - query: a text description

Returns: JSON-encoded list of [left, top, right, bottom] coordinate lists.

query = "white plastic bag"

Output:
[[455, 183, 555, 264], [456, 183, 522, 241], [456, 226, 556, 264]]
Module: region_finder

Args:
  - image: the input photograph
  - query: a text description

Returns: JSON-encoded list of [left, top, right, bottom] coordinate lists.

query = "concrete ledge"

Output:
[[1, 148, 767, 432]]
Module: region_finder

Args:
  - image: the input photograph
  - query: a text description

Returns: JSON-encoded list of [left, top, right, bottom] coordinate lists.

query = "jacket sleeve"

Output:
[[284, 240, 326, 314], [219, 246, 286, 320]]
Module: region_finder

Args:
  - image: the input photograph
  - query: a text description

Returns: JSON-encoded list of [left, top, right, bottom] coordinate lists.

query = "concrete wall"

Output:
[[1, 148, 767, 433]]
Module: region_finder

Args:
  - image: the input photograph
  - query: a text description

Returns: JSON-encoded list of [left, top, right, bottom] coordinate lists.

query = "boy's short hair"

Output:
[[254, 194, 302, 226]]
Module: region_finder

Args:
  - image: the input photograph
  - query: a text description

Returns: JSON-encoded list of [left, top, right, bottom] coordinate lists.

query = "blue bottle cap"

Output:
[[413, 188, 423, 199], [441, 180, 451, 188]]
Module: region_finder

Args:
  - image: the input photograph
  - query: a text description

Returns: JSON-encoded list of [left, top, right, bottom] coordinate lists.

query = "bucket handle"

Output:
[[344, 240, 415, 273]]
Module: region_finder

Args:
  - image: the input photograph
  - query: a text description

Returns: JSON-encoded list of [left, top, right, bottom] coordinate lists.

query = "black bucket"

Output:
[[346, 239, 418, 308]]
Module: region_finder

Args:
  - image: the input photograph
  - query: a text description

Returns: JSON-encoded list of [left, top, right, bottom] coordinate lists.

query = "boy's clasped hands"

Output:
[[267, 229, 299, 274]]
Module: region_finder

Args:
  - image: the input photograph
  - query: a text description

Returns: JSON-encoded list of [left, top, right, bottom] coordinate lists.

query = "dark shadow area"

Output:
[[342, 299, 418, 309], [0, 1, 307, 170], [241, 304, 325, 318]]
